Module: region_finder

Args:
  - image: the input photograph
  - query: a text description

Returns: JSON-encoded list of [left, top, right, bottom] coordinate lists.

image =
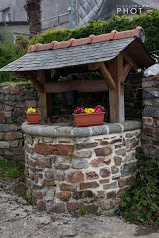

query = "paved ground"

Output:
[[0, 179, 159, 238]]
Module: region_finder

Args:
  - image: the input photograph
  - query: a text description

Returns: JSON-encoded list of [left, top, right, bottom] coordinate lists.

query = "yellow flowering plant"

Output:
[[27, 107, 37, 113], [84, 108, 95, 114]]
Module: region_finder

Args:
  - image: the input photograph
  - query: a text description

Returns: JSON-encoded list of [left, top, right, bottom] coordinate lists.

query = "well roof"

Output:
[[0, 27, 154, 72]]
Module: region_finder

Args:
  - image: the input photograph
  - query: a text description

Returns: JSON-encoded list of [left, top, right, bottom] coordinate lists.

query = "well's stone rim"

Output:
[[22, 120, 141, 138]]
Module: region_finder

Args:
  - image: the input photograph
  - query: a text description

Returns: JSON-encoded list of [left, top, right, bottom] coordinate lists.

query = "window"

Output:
[[2, 7, 11, 22]]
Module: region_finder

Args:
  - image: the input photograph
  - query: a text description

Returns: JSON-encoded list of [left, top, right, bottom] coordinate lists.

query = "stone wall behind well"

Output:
[[0, 83, 38, 161], [142, 76, 159, 158]]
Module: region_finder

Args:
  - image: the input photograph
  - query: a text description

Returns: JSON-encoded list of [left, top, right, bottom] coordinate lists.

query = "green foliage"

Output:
[[0, 31, 17, 83], [131, 10, 159, 52], [69, 20, 108, 39], [120, 153, 159, 225], [0, 158, 27, 201], [30, 28, 73, 45], [79, 208, 89, 217], [105, 14, 132, 32], [28, 10, 159, 54], [0, 159, 24, 180], [16, 35, 28, 56]]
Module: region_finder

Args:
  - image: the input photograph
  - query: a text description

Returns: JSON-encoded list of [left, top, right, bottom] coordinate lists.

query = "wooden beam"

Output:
[[45, 70, 53, 120], [38, 70, 52, 120], [98, 62, 115, 89], [87, 63, 116, 89], [122, 63, 132, 83], [15, 71, 24, 78], [45, 80, 108, 93], [88, 63, 100, 71], [26, 72, 44, 93], [108, 53, 125, 123], [124, 52, 138, 70], [38, 70, 47, 120]]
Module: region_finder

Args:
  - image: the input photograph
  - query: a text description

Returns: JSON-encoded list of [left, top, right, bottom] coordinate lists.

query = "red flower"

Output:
[[74, 106, 105, 114]]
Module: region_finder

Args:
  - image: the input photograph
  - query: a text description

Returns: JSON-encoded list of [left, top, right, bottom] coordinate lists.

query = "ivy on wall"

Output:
[[120, 152, 159, 225]]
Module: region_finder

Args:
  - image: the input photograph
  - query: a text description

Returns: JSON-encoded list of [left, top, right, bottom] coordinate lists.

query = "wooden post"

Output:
[[108, 54, 124, 123], [38, 70, 52, 120]]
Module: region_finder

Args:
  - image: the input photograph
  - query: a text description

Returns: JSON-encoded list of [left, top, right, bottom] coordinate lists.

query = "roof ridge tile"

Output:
[[28, 26, 144, 53]]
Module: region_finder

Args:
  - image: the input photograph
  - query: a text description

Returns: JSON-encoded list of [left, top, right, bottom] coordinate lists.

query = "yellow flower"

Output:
[[27, 107, 36, 113], [84, 108, 95, 114]]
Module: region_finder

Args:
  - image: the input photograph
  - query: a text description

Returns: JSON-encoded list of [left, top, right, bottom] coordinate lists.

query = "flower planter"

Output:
[[73, 112, 105, 127], [26, 112, 41, 124]]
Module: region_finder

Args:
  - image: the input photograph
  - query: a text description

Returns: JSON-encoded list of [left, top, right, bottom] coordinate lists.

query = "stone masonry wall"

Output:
[[142, 76, 159, 157], [0, 83, 38, 161], [24, 129, 140, 214]]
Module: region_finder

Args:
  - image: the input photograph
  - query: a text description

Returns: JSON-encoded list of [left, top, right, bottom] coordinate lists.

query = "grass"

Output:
[[0, 159, 24, 180], [0, 159, 28, 201]]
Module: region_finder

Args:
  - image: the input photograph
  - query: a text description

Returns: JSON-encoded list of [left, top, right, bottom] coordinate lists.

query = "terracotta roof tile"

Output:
[[29, 43, 42, 52], [91, 30, 117, 43], [28, 27, 144, 53], [37, 43, 52, 51], [53, 40, 71, 49], [114, 27, 143, 40]]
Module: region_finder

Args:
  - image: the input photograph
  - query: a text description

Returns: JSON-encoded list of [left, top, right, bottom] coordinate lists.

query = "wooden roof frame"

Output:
[[16, 50, 135, 124]]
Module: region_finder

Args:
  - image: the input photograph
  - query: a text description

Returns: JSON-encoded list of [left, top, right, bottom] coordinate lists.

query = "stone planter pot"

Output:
[[26, 112, 41, 124], [73, 112, 105, 127]]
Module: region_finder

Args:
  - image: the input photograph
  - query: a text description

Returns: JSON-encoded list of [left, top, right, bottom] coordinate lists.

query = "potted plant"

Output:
[[73, 105, 105, 127], [26, 107, 41, 124]]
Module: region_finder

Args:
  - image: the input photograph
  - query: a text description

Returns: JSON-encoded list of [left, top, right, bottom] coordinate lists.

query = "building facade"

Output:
[[0, 0, 159, 36]]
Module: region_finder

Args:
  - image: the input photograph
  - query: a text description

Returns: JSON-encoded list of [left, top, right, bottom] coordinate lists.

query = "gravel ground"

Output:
[[0, 179, 159, 238]]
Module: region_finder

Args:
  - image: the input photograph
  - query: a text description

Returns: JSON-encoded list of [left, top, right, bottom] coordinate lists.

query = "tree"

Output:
[[24, 0, 42, 37]]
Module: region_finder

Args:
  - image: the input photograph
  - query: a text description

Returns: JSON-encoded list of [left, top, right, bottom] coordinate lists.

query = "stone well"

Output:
[[22, 121, 141, 214]]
